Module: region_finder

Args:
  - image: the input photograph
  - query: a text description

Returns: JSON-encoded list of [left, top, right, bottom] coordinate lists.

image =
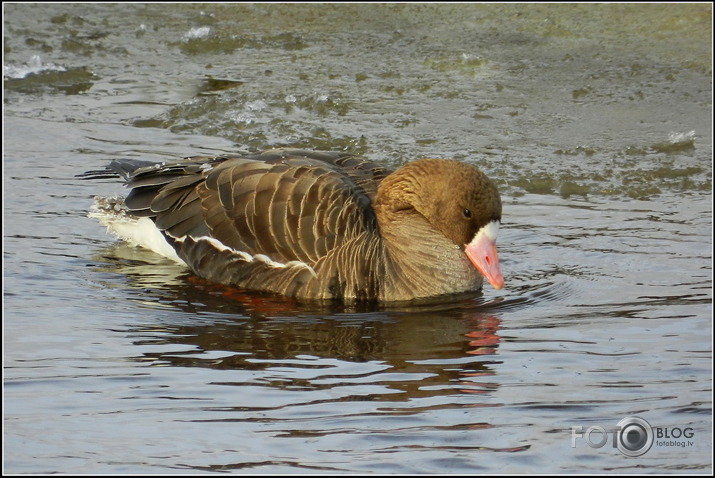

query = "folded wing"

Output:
[[113, 149, 392, 298]]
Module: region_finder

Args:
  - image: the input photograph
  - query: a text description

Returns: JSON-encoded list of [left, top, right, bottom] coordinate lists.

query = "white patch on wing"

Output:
[[173, 235, 318, 278], [91, 196, 318, 279]]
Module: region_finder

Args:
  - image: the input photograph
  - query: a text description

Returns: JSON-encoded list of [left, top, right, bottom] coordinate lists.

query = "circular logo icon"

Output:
[[616, 416, 653, 457]]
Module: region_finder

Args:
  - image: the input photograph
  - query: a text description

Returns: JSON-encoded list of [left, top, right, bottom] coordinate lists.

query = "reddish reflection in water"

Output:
[[465, 315, 501, 355]]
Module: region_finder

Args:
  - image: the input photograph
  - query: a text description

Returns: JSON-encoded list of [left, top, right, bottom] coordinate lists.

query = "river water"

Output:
[[3, 3, 712, 474]]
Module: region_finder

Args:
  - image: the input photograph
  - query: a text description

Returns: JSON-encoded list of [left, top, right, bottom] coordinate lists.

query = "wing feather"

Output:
[[110, 149, 393, 297]]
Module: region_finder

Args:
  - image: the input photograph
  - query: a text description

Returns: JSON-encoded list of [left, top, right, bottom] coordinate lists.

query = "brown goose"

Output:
[[86, 148, 503, 302]]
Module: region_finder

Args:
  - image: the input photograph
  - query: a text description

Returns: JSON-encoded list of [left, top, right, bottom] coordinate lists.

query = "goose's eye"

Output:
[[462, 208, 472, 219]]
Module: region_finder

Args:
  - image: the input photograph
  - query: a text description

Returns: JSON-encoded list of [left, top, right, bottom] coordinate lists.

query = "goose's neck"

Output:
[[376, 211, 483, 301]]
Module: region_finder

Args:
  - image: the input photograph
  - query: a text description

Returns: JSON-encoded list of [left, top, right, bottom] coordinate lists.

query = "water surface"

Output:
[[3, 3, 712, 473]]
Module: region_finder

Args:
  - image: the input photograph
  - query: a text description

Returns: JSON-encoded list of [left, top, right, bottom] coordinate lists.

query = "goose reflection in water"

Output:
[[90, 242, 511, 399]]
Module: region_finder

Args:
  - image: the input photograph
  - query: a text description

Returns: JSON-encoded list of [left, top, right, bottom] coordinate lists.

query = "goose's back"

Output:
[[115, 149, 393, 299]]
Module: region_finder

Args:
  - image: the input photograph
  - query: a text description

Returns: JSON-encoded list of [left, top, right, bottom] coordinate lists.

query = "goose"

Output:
[[84, 148, 503, 302]]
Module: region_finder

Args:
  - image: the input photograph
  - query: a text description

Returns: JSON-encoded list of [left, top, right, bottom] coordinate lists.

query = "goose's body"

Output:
[[86, 148, 503, 302]]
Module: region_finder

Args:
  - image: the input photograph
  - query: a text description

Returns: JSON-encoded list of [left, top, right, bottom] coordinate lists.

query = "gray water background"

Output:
[[3, 3, 712, 473]]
